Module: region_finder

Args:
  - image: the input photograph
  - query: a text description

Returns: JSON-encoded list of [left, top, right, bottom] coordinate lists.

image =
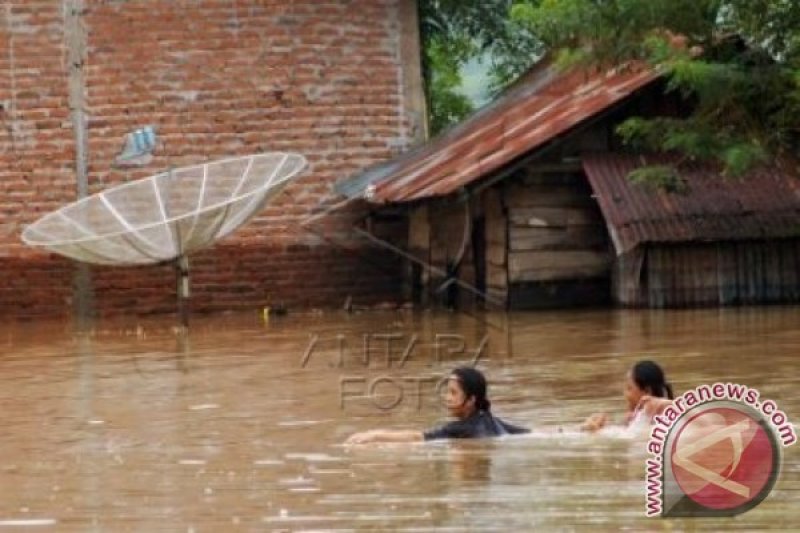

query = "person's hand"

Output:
[[344, 430, 376, 445], [581, 412, 608, 432]]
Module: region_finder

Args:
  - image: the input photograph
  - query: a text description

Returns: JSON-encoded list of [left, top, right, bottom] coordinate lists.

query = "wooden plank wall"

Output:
[[619, 240, 800, 307], [409, 198, 480, 308], [404, 169, 615, 310], [407, 205, 430, 305], [484, 188, 507, 306], [505, 171, 611, 285]]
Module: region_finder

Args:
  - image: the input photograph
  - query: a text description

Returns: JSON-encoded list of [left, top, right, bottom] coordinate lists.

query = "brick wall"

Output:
[[0, 0, 422, 319]]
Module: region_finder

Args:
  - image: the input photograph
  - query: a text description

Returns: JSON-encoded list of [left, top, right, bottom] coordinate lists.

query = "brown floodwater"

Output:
[[1, 306, 798, 531]]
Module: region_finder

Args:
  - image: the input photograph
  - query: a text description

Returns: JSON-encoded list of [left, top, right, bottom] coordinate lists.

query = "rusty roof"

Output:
[[335, 60, 660, 203], [583, 153, 800, 253]]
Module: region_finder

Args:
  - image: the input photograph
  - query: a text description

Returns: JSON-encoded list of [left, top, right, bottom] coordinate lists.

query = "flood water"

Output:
[[1, 307, 798, 531]]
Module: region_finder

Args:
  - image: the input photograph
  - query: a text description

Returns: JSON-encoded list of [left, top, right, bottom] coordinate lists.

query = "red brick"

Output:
[[0, 0, 415, 319]]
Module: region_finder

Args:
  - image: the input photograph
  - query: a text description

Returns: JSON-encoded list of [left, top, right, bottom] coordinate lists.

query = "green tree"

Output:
[[423, 32, 476, 136], [419, 1, 542, 135], [512, 0, 800, 180]]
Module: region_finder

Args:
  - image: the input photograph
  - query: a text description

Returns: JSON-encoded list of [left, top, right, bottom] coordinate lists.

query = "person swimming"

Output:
[[344, 367, 529, 444], [581, 360, 674, 432]]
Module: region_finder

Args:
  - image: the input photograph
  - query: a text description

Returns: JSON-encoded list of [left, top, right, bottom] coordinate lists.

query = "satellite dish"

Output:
[[22, 152, 307, 324], [23, 152, 306, 264]]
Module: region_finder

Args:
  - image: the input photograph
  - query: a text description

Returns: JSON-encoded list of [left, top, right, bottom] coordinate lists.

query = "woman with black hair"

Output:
[[345, 367, 529, 444], [582, 360, 675, 432]]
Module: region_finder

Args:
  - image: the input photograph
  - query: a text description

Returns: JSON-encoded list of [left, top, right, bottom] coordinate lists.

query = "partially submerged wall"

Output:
[[504, 168, 611, 309], [0, 0, 424, 318], [615, 241, 800, 307]]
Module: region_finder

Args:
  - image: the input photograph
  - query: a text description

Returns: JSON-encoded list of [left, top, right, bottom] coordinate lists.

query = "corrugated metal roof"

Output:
[[583, 153, 800, 253], [335, 60, 660, 203]]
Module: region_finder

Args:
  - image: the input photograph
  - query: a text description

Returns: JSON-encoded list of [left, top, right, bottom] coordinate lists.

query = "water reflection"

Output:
[[0, 307, 797, 530]]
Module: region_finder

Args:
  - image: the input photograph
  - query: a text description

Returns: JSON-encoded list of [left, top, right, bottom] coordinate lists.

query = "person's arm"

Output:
[[498, 418, 530, 435], [422, 419, 469, 440], [345, 429, 424, 445]]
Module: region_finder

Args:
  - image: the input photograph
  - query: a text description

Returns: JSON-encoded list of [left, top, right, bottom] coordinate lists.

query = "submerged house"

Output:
[[337, 59, 800, 309]]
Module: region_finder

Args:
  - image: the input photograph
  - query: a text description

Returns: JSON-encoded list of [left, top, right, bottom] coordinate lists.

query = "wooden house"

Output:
[[337, 59, 800, 309]]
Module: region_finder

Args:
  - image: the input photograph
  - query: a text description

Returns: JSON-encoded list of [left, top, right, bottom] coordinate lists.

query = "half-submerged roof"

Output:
[[335, 60, 660, 203], [583, 153, 800, 254]]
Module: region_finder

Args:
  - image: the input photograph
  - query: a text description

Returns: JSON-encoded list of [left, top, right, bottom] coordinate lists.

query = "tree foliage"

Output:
[[419, 1, 542, 135], [422, 30, 476, 136], [511, 0, 800, 179]]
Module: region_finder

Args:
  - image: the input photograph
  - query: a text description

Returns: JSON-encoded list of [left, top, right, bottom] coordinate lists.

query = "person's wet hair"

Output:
[[451, 367, 491, 412], [632, 360, 674, 399]]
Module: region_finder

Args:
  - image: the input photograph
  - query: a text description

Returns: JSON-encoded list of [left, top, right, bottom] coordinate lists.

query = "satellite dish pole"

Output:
[[114, 126, 189, 327], [176, 253, 190, 328], [114, 125, 191, 328]]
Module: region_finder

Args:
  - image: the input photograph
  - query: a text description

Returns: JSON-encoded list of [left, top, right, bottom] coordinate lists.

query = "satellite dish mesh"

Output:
[[22, 152, 307, 266]]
